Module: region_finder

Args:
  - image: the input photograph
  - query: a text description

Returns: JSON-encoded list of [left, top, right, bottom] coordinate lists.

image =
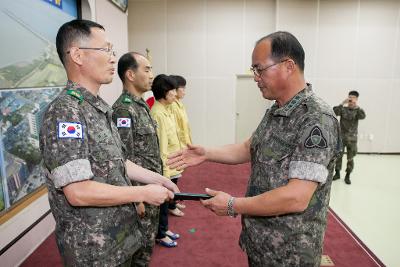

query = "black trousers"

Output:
[[156, 201, 169, 239], [157, 176, 180, 239]]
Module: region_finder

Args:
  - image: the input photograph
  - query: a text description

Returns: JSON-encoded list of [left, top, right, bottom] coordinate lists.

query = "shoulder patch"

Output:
[[304, 126, 327, 148], [66, 89, 83, 104], [123, 96, 132, 104], [58, 122, 83, 139], [117, 118, 131, 128]]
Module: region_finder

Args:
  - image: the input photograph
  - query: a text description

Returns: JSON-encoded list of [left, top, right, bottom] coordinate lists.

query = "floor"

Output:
[[20, 161, 384, 267], [329, 154, 400, 267]]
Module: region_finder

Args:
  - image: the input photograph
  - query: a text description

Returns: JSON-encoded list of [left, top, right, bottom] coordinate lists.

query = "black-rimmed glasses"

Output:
[[250, 59, 290, 77]]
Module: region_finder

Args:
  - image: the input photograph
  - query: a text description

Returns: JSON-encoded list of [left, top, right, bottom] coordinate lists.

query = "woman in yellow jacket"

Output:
[[168, 75, 192, 147], [150, 74, 183, 247]]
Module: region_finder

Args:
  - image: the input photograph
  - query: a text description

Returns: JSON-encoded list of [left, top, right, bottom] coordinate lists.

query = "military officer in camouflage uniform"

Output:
[[112, 52, 162, 266], [333, 91, 366, 184], [40, 19, 178, 266], [168, 32, 341, 266]]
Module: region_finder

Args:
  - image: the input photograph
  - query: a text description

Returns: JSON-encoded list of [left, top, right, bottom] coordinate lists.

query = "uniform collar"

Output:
[[271, 83, 313, 117], [66, 80, 109, 114], [122, 90, 150, 111]]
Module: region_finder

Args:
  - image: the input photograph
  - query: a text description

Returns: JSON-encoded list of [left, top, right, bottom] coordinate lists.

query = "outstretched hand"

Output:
[[201, 188, 231, 216], [167, 144, 207, 170]]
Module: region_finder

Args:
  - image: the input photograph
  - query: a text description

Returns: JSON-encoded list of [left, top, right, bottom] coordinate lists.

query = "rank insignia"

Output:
[[58, 122, 83, 139], [117, 118, 131, 128], [304, 126, 327, 148], [123, 96, 132, 104], [66, 89, 83, 103]]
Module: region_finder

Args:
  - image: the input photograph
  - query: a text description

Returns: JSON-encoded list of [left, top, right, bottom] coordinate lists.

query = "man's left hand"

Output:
[[201, 188, 231, 216], [136, 202, 146, 218]]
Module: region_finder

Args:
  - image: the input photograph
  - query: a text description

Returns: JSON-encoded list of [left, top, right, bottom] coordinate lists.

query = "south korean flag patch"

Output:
[[58, 122, 83, 139], [117, 118, 131, 128]]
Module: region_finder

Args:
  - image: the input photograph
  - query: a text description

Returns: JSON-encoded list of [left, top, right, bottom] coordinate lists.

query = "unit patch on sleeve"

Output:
[[117, 118, 131, 128], [304, 126, 327, 148], [58, 122, 83, 139]]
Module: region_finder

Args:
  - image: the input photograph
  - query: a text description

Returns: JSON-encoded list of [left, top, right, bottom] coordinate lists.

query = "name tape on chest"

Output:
[[58, 122, 83, 139], [117, 118, 131, 128]]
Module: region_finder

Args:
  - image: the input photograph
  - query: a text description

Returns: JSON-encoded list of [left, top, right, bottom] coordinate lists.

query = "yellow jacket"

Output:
[[150, 101, 183, 178], [167, 100, 192, 146]]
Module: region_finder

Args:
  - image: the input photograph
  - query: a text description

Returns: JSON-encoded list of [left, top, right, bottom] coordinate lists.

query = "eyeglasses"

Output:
[[66, 47, 117, 57], [250, 59, 290, 77]]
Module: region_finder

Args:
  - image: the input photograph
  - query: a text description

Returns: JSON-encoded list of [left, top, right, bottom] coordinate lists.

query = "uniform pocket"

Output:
[[136, 126, 158, 154], [90, 143, 123, 162], [89, 142, 126, 184], [137, 125, 156, 135], [257, 132, 296, 163]]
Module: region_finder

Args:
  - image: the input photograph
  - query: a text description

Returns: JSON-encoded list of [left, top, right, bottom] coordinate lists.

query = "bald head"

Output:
[[256, 31, 305, 72], [117, 52, 147, 83]]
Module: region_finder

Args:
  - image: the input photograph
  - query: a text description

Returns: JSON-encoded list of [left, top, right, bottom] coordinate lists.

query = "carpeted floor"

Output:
[[21, 162, 384, 267]]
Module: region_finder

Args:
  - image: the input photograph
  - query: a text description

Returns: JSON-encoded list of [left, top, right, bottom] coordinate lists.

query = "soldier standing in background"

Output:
[[333, 91, 366, 184], [112, 52, 163, 266], [40, 20, 177, 266]]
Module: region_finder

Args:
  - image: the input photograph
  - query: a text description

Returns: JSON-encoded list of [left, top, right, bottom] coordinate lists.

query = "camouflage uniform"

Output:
[[333, 104, 366, 173], [239, 84, 341, 267], [39, 81, 143, 266], [112, 91, 162, 267]]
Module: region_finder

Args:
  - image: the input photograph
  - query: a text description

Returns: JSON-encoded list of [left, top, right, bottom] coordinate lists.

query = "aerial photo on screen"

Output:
[[0, 0, 77, 213], [0, 0, 77, 89]]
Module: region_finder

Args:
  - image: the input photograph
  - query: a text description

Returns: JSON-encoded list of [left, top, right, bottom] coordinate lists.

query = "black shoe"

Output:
[[333, 171, 340, 181], [344, 173, 351, 184]]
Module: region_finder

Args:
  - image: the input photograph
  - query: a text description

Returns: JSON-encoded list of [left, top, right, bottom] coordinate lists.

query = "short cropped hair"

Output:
[[171, 75, 186, 88], [257, 31, 305, 71], [56, 19, 104, 66], [349, 90, 359, 97], [117, 52, 145, 83], [152, 74, 177, 100]]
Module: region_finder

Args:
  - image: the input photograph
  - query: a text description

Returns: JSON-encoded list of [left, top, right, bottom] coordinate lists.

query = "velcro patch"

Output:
[[304, 126, 327, 148], [58, 122, 83, 139], [117, 118, 131, 128]]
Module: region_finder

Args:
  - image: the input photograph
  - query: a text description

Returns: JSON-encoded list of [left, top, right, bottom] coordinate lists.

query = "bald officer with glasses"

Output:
[[168, 31, 341, 267], [39, 19, 178, 266]]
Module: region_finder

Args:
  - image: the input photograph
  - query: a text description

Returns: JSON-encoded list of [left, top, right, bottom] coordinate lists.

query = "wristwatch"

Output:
[[227, 197, 238, 218]]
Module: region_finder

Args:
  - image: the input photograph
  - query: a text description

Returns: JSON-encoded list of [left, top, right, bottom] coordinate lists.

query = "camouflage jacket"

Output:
[[39, 81, 143, 266], [112, 91, 162, 176], [239, 84, 341, 267], [333, 104, 366, 142]]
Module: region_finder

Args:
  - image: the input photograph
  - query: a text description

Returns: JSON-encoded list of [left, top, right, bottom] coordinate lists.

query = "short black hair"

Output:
[[117, 52, 145, 83], [349, 90, 359, 97], [56, 19, 105, 66], [170, 75, 186, 87], [152, 74, 177, 100], [257, 31, 305, 71]]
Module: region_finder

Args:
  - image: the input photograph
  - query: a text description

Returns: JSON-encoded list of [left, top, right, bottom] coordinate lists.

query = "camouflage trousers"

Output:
[[335, 139, 357, 173], [131, 204, 160, 267]]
